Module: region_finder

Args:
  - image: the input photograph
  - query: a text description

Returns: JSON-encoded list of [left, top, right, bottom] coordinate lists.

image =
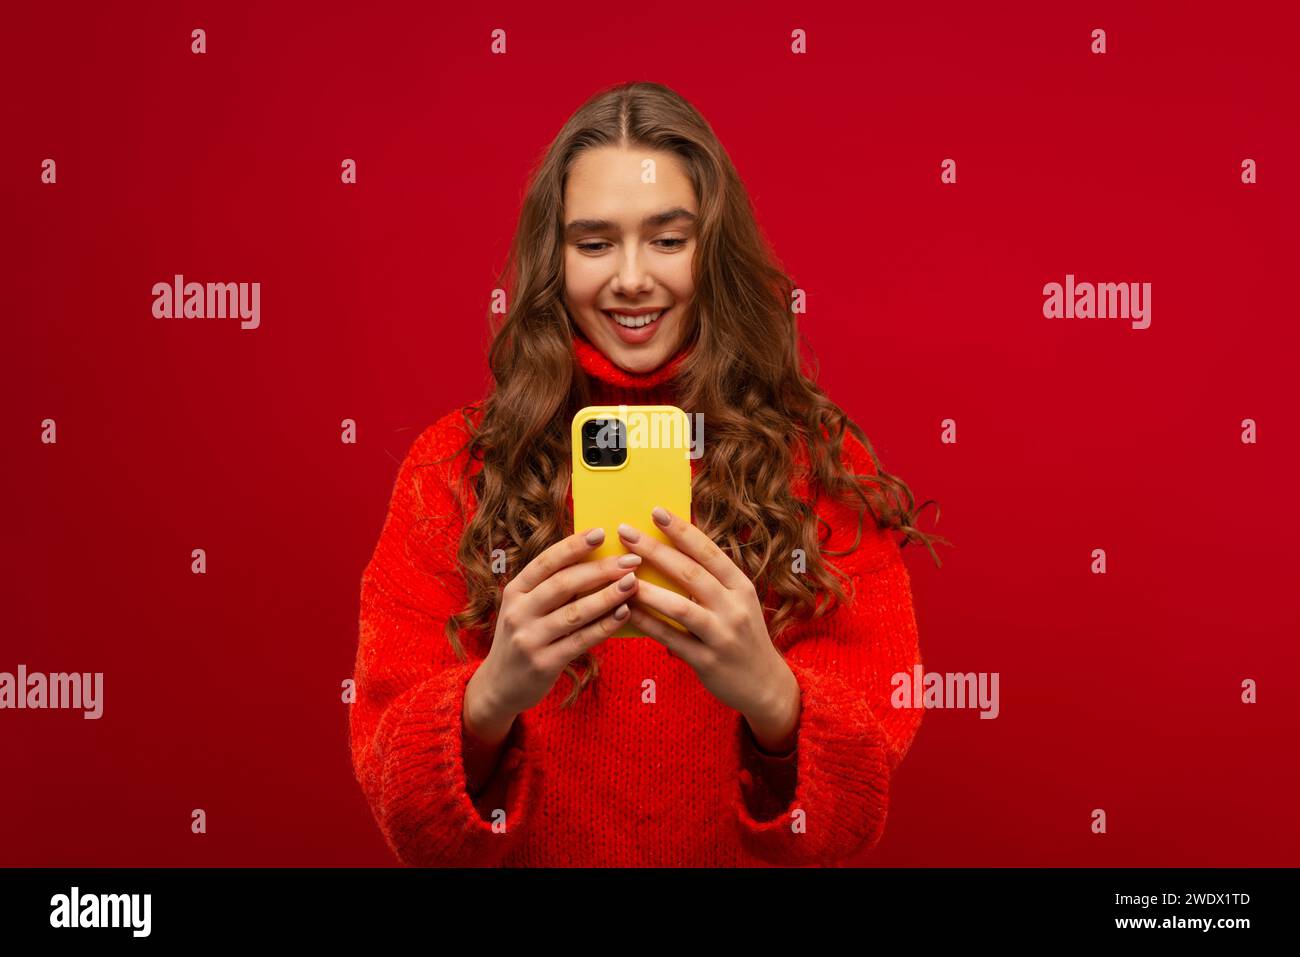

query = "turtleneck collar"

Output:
[[572, 332, 691, 406]]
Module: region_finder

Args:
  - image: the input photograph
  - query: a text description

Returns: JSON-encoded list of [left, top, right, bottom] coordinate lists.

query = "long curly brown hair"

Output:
[[423, 80, 949, 706]]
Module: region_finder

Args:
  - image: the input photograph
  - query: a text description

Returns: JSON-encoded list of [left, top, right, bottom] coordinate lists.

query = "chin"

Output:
[[614, 355, 664, 375], [607, 334, 676, 374]]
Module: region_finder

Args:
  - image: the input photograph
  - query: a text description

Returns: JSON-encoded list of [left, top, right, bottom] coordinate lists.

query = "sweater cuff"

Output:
[[463, 707, 526, 811], [378, 661, 541, 866], [738, 720, 799, 822], [732, 657, 891, 865]]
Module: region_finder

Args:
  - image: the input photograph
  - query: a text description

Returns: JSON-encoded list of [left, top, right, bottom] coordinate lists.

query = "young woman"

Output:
[[350, 81, 946, 867]]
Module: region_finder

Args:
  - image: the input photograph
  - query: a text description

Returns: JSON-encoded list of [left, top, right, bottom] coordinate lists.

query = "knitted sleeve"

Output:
[[733, 430, 925, 866], [349, 412, 543, 867]]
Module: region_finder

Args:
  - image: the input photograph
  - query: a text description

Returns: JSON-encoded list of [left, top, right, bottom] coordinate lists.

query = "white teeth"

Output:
[[607, 310, 664, 328]]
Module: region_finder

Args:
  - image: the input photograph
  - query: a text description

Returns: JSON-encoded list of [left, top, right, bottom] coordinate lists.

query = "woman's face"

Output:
[[562, 145, 696, 375]]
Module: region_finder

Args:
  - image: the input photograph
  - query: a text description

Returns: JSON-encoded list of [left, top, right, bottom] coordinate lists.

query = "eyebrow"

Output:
[[564, 206, 697, 238]]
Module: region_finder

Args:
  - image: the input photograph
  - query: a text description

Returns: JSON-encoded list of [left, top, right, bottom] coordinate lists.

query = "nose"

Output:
[[610, 244, 655, 295]]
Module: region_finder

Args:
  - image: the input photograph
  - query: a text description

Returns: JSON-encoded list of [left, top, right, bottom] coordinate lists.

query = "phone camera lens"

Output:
[[582, 420, 600, 439], [583, 447, 602, 466]]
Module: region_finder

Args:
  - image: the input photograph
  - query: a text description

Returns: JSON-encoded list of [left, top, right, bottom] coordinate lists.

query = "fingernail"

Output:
[[617, 523, 641, 542], [617, 553, 642, 568], [614, 603, 630, 620], [618, 571, 637, 591], [651, 506, 670, 527], [585, 527, 605, 545]]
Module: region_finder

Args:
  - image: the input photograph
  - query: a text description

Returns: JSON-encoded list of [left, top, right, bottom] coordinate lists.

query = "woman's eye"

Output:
[[575, 238, 688, 253]]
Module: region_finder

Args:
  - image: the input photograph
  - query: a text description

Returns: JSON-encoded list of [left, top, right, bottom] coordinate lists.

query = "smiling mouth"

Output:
[[602, 309, 667, 329]]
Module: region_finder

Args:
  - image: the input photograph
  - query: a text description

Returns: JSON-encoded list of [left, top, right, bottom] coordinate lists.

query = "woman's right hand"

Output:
[[464, 528, 640, 739]]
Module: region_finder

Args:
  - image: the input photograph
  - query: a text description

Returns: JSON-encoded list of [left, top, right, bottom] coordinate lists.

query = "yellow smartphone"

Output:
[[571, 404, 694, 638]]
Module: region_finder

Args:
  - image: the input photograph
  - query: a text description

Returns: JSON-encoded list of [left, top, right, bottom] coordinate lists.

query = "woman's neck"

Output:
[[571, 333, 690, 406]]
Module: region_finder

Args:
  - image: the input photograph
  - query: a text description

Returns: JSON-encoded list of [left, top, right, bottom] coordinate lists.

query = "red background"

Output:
[[3, 1, 1297, 866]]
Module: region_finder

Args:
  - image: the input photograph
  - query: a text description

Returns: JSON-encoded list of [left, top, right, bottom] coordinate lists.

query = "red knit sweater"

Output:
[[350, 334, 925, 867]]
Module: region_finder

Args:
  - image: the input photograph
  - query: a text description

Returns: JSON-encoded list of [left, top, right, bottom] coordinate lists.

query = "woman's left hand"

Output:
[[618, 507, 801, 752]]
